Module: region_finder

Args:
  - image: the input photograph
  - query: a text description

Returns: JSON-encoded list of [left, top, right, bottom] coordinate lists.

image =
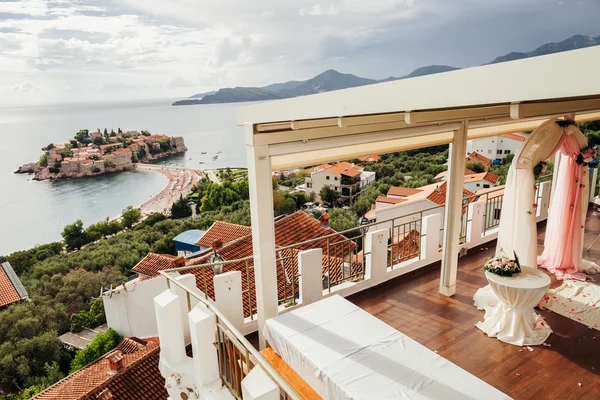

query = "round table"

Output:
[[475, 266, 552, 346]]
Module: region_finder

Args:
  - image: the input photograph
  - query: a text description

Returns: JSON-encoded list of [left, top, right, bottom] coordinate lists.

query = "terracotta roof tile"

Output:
[[324, 162, 362, 178], [387, 187, 423, 197], [426, 182, 476, 206], [466, 152, 492, 167], [131, 253, 185, 277], [197, 221, 252, 247], [433, 168, 476, 181], [464, 171, 499, 185], [376, 196, 407, 205], [357, 155, 381, 162], [304, 164, 332, 175], [34, 338, 166, 400], [0, 262, 24, 308]]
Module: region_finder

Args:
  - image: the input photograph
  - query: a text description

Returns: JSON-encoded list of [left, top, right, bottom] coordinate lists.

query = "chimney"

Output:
[[319, 213, 330, 229], [209, 239, 225, 274], [107, 351, 124, 374]]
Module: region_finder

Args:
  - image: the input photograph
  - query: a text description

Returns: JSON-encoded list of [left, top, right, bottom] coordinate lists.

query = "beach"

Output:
[[136, 164, 203, 215]]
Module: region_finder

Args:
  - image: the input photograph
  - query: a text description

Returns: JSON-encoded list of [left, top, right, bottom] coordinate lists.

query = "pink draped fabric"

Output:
[[538, 134, 587, 280]]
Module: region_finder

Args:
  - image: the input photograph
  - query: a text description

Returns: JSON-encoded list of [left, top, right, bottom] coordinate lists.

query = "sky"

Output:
[[1, 0, 599, 105]]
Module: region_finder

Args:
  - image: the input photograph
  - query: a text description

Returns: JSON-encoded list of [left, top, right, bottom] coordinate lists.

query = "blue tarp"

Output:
[[173, 229, 205, 253]]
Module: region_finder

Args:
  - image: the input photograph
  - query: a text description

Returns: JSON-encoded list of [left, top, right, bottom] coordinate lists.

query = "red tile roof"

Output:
[[34, 338, 166, 400], [464, 171, 499, 185], [132, 253, 185, 277], [387, 187, 423, 197], [324, 162, 362, 178], [186, 211, 356, 317], [197, 221, 252, 247], [433, 168, 476, 181], [502, 133, 526, 142], [0, 263, 21, 308], [426, 182, 476, 206], [358, 155, 381, 162], [376, 196, 406, 205], [466, 152, 492, 167], [304, 163, 332, 175], [113, 148, 132, 155], [49, 154, 62, 159]]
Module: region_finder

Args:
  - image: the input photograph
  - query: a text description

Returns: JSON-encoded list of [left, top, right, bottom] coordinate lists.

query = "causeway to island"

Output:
[[16, 128, 186, 180]]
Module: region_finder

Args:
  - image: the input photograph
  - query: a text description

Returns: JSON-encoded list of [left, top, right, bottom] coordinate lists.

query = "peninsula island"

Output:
[[16, 128, 187, 180]]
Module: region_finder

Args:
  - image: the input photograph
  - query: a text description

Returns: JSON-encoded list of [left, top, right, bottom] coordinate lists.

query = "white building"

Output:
[[434, 170, 500, 192], [466, 133, 527, 162], [304, 161, 375, 202]]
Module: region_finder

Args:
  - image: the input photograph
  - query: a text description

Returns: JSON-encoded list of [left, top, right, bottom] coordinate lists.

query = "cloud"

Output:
[[0, 0, 599, 104]]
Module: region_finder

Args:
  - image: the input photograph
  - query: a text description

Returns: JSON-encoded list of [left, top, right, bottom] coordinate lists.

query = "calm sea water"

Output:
[[0, 99, 247, 255]]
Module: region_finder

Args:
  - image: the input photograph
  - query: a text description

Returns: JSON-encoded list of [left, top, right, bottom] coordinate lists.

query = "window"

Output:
[[476, 183, 480, 187], [335, 186, 338, 191], [326, 176, 330, 180], [488, 149, 492, 154], [491, 140, 494, 143], [504, 150, 510, 154], [334, 176, 338, 181], [306, 183, 312, 188], [497, 150, 502, 155], [483, 184, 490, 188]]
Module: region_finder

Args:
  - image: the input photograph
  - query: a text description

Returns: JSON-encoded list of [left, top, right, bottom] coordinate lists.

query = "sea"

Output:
[[0, 99, 247, 255]]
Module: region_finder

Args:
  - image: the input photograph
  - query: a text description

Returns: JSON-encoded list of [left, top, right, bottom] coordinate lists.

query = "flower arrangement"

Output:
[[484, 251, 521, 277], [576, 146, 598, 166]]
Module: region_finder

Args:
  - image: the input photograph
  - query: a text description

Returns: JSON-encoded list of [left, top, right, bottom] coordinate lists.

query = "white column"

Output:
[[537, 181, 552, 220], [169, 274, 196, 344], [189, 304, 220, 386], [242, 365, 280, 400], [421, 214, 442, 259], [246, 124, 278, 349], [440, 121, 468, 296], [365, 229, 389, 281], [466, 201, 485, 243], [298, 248, 323, 306], [154, 290, 186, 368], [214, 271, 244, 332]]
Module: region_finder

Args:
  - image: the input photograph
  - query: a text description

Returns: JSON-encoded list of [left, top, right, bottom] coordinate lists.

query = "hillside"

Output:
[[173, 33, 599, 106]]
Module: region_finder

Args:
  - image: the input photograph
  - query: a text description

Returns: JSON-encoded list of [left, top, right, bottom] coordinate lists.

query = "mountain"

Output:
[[490, 34, 600, 64], [172, 87, 286, 106], [173, 33, 600, 106], [189, 91, 217, 99], [280, 69, 377, 97]]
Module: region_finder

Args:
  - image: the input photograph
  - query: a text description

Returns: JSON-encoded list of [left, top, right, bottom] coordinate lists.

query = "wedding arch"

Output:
[[496, 117, 599, 280]]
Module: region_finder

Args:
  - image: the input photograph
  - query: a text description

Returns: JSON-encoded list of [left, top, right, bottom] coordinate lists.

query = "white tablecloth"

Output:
[[265, 295, 511, 400], [475, 266, 552, 346]]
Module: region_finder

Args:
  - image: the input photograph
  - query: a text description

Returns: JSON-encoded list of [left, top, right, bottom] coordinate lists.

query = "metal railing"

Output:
[[159, 270, 301, 400]]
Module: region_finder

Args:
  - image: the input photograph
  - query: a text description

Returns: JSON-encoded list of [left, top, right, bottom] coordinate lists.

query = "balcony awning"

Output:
[[237, 47, 600, 170]]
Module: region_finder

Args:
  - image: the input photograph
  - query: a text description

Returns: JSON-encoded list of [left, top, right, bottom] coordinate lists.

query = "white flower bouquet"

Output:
[[484, 252, 521, 277]]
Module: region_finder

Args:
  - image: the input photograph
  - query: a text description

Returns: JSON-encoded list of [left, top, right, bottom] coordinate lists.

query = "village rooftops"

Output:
[[376, 196, 407, 205], [0, 262, 28, 308], [304, 163, 332, 175], [357, 155, 381, 162], [387, 186, 424, 198], [434, 169, 499, 185], [33, 337, 166, 400], [322, 161, 363, 178], [131, 253, 186, 278], [466, 151, 492, 167]]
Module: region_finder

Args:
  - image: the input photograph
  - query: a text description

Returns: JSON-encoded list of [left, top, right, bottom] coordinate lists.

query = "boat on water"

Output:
[[201, 152, 207, 154], [199, 161, 204, 164]]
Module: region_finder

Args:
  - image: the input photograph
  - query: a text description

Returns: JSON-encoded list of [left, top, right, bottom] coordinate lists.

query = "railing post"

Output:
[[589, 166, 598, 201], [421, 213, 442, 259], [298, 248, 323, 306], [365, 229, 389, 280], [189, 303, 220, 387], [466, 201, 485, 243], [537, 180, 552, 220], [169, 274, 197, 344], [214, 271, 244, 332], [154, 290, 187, 369], [242, 365, 280, 400]]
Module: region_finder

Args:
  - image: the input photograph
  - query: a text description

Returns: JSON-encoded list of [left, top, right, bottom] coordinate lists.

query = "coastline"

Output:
[[136, 164, 202, 215]]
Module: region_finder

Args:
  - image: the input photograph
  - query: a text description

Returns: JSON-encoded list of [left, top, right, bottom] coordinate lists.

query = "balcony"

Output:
[[151, 49, 600, 400]]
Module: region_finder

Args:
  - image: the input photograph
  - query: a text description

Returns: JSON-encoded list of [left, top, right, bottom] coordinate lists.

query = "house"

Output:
[[131, 253, 186, 280], [304, 161, 376, 203], [47, 154, 62, 168], [467, 133, 527, 161], [196, 221, 252, 249], [0, 262, 28, 309], [465, 151, 492, 170], [358, 155, 381, 162], [173, 229, 206, 256], [434, 170, 500, 192], [33, 337, 166, 400]]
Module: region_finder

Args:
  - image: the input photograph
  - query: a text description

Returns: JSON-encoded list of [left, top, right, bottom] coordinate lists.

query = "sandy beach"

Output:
[[136, 164, 203, 215]]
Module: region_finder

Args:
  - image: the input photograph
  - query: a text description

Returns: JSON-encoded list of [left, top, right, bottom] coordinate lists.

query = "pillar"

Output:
[[298, 248, 323, 305], [421, 213, 442, 259], [154, 290, 186, 368], [169, 274, 196, 344], [241, 365, 280, 400], [214, 271, 244, 332], [365, 229, 389, 281], [466, 201, 485, 243], [246, 124, 279, 349], [189, 304, 220, 386], [440, 121, 468, 296]]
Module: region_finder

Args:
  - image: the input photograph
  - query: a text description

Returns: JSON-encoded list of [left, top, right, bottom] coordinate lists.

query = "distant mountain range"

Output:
[[172, 34, 600, 106]]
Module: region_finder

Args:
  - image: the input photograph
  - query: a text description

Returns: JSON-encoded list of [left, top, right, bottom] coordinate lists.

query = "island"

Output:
[[16, 128, 187, 181]]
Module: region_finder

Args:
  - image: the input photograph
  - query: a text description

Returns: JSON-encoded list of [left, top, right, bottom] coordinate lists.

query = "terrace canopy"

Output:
[[236, 46, 600, 346]]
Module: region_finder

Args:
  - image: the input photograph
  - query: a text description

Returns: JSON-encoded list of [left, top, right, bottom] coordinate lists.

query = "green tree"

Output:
[[319, 186, 340, 206], [92, 136, 104, 145], [121, 206, 141, 228], [69, 329, 122, 373], [171, 195, 193, 219], [103, 159, 116, 169], [110, 129, 116, 137], [38, 155, 48, 167], [74, 129, 90, 143], [103, 128, 108, 137], [328, 208, 359, 232], [233, 178, 250, 200], [62, 220, 87, 250], [42, 143, 55, 151], [466, 162, 485, 173], [200, 183, 241, 212], [70, 299, 106, 332], [273, 191, 296, 216]]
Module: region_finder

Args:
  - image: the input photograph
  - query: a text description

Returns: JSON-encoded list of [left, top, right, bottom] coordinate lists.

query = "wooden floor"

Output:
[[350, 213, 600, 400]]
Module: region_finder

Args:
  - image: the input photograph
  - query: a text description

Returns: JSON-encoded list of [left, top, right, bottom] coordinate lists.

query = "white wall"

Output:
[[468, 135, 523, 162], [464, 180, 495, 193], [103, 276, 168, 338], [305, 169, 341, 197]]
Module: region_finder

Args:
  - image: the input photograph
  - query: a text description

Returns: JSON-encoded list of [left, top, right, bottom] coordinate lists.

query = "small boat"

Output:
[[199, 161, 204, 164], [188, 158, 192, 160], [201, 152, 207, 154]]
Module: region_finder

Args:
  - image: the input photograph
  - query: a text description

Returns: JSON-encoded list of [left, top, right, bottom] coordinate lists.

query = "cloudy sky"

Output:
[[1, 0, 599, 104]]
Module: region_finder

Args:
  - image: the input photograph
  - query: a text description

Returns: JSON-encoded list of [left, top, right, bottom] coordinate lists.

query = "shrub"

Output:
[[70, 329, 122, 373]]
